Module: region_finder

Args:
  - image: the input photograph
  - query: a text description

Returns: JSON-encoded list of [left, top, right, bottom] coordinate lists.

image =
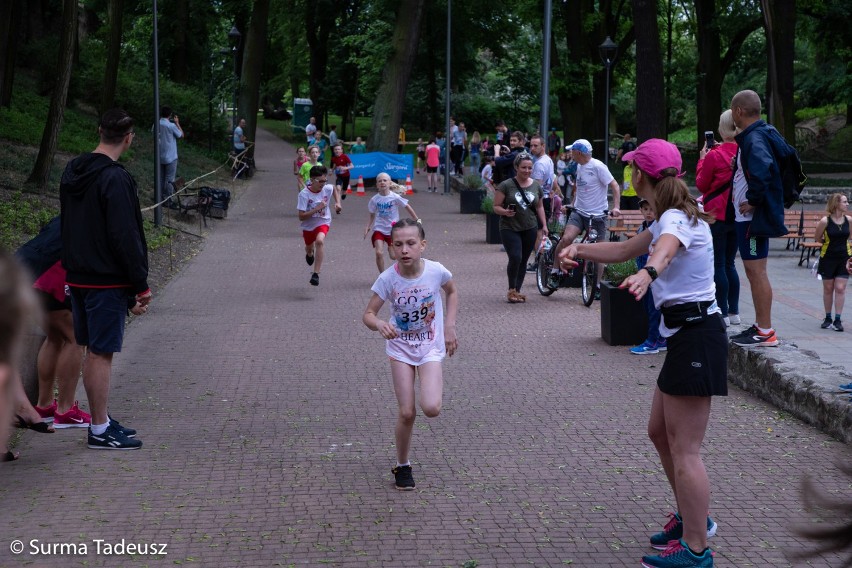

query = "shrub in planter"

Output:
[[481, 194, 502, 243], [460, 175, 486, 214]]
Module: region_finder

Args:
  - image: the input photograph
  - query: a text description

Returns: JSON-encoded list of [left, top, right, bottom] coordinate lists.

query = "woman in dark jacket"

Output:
[[493, 153, 548, 303], [696, 109, 740, 326]]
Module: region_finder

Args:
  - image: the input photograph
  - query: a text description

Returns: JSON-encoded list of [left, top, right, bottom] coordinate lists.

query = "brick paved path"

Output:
[[1, 129, 848, 567]]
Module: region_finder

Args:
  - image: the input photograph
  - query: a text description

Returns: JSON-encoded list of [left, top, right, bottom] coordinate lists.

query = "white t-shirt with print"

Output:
[[368, 192, 410, 235], [297, 184, 335, 231], [732, 151, 752, 222], [648, 209, 719, 337], [532, 154, 554, 197], [371, 259, 452, 366], [573, 157, 614, 216]]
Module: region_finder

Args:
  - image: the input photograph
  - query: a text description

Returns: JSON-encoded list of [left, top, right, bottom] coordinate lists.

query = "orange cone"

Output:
[[405, 175, 413, 195], [356, 175, 366, 196]]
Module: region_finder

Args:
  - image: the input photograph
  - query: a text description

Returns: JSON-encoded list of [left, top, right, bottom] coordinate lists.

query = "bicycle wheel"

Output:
[[536, 250, 557, 296], [581, 260, 597, 306]]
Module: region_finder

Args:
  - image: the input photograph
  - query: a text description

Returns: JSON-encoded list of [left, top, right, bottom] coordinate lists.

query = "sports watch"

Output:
[[643, 266, 658, 281]]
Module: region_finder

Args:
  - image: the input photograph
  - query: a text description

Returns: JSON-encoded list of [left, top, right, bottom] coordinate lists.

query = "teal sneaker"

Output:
[[642, 539, 714, 568], [650, 512, 717, 550]]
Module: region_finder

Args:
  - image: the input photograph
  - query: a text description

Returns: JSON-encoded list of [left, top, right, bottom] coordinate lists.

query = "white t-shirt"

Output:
[[305, 123, 317, 142], [532, 154, 554, 197], [481, 164, 493, 183], [648, 209, 719, 337], [573, 158, 614, 215], [371, 259, 453, 366], [297, 184, 335, 231], [368, 192, 410, 235], [732, 151, 752, 222]]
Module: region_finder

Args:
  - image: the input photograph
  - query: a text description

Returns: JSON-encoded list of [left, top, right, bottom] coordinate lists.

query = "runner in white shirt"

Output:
[[297, 165, 342, 286], [363, 219, 459, 492], [365, 172, 420, 273]]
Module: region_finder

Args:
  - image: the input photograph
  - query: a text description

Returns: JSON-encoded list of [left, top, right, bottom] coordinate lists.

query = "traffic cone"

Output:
[[356, 175, 366, 196], [405, 175, 414, 195], [345, 182, 353, 195]]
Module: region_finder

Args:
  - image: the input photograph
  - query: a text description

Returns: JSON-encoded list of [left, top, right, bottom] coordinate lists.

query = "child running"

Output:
[[362, 219, 459, 491], [364, 172, 420, 273], [297, 165, 342, 286], [330, 144, 353, 200]]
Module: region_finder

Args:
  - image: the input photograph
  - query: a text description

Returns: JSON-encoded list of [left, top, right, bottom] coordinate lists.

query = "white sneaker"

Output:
[[729, 314, 741, 325], [723, 316, 731, 327]]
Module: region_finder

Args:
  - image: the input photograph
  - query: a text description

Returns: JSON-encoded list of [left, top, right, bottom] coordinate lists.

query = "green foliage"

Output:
[[0, 191, 57, 251], [604, 259, 638, 287], [142, 220, 175, 251], [480, 194, 494, 214], [461, 174, 484, 191]]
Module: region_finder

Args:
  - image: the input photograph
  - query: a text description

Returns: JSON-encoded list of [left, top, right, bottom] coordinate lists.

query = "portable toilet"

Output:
[[292, 98, 313, 135]]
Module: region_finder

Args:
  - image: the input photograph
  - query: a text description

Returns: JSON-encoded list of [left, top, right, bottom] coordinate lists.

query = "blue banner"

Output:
[[348, 152, 413, 180]]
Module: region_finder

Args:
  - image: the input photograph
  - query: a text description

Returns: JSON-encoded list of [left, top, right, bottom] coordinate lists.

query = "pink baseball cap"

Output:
[[622, 139, 684, 180]]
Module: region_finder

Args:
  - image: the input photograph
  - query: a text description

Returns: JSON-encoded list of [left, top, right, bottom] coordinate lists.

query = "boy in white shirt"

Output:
[[297, 165, 342, 286]]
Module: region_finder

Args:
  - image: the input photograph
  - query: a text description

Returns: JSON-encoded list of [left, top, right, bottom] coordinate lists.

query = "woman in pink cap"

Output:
[[558, 139, 725, 568]]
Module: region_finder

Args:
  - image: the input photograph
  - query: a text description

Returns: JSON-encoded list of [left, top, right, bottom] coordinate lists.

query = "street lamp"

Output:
[[598, 36, 617, 167], [228, 26, 241, 130]]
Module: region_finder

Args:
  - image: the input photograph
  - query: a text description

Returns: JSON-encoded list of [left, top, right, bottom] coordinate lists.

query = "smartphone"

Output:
[[507, 204, 516, 212], [704, 131, 715, 148]]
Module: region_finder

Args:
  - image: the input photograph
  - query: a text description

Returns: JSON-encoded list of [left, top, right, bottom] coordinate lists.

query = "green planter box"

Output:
[[460, 189, 486, 214], [600, 280, 648, 346]]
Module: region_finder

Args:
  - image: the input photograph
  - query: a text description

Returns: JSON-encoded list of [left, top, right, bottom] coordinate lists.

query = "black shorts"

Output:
[[658, 314, 728, 397], [817, 256, 850, 280], [426, 165, 438, 173]]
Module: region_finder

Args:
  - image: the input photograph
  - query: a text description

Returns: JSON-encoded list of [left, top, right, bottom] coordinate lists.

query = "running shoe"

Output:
[[392, 465, 415, 491], [649, 512, 717, 550], [310, 273, 319, 286], [642, 539, 714, 568], [728, 314, 741, 325], [109, 416, 137, 438], [655, 339, 668, 352], [35, 400, 57, 423], [631, 340, 660, 355], [839, 383, 852, 392], [730, 324, 757, 339], [53, 401, 91, 429], [821, 317, 833, 329], [305, 254, 314, 266], [731, 327, 778, 347], [833, 319, 844, 332], [87, 423, 142, 450]]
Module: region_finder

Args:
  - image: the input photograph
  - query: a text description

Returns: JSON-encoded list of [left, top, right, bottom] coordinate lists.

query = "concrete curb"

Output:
[[728, 342, 852, 443]]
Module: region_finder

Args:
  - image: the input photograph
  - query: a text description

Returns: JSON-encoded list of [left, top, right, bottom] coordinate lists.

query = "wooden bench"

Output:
[[794, 211, 827, 266], [608, 210, 646, 241]]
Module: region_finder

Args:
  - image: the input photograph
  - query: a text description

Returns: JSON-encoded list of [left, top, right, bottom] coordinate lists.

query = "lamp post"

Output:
[[598, 36, 617, 167], [228, 26, 241, 130]]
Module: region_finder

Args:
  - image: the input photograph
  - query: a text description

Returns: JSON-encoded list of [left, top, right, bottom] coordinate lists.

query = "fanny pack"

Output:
[[661, 300, 715, 328]]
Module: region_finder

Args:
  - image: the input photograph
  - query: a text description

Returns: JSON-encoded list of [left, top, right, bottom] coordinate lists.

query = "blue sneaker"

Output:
[[655, 338, 668, 352], [631, 340, 659, 355], [839, 383, 852, 392], [650, 512, 717, 550], [642, 539, 714, 567]]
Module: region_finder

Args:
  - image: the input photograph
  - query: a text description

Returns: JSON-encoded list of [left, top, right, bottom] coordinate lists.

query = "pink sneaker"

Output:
[[53, 401, 91, 429], [35, 400, 57, 423]]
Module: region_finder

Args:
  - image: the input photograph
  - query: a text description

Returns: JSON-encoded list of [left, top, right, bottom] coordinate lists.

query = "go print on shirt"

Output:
[[391, 284, 437, 347]]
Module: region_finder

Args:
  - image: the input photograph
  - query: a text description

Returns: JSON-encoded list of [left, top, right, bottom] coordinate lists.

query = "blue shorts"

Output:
[[70, 287, 129, 354], [735, 220, 769, 261]]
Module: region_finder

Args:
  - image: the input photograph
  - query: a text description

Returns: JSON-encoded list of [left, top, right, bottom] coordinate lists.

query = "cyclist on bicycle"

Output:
[[553, 139, 621, 290]]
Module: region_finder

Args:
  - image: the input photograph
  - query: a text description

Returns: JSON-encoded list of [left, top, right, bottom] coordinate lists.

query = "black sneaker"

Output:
[[821, 317, 833, 329], [731, 328, 779, 347], [392, 465, 415, 491], [341, 193, 347, 200], [310, 273, 319, 286], [108, 416, 136, 438], [730, 324, 758, 339], [88, 424, 142, 450], [306, 254, 315, 266], [833, 319, 844, 332]]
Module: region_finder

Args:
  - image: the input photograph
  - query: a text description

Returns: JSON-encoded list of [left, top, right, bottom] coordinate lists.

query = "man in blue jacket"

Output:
[[729, 89, 785, 347], [60, 108, 150, 450]]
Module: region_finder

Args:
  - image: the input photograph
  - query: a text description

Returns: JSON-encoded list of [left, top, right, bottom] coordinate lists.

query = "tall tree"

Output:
[[27, 0, 77, 191], [171, 0, 190, 84], [305, 0, 339, 127], [368, 0, 425, 152], [0, 0, 23, 107], [100, 0, 124, 114], [633, 0, 665, 140], [237, 0, 271, 157], [761, 0, 796, 141]]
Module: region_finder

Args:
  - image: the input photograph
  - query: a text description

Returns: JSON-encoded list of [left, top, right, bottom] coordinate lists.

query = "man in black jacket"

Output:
[[60, 108, 150, 450]]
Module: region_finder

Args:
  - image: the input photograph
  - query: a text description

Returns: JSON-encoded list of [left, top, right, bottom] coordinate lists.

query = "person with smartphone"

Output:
[[156, 106, 184, 209], [493, 152, 548, 303]]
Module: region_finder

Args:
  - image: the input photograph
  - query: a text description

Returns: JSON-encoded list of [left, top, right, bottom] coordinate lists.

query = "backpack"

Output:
[[765, 125, 807, 208]]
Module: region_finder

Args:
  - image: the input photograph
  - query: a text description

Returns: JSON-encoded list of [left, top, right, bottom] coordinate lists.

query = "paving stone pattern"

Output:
[[0, 129, 848, 567]]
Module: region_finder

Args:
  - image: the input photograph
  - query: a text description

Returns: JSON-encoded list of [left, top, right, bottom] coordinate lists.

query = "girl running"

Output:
[[362, 219, 459, 491], [364, 172, 420, 273]]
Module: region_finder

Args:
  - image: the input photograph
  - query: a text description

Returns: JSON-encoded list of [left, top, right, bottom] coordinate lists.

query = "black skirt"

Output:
[[657, 314, 728, 397]]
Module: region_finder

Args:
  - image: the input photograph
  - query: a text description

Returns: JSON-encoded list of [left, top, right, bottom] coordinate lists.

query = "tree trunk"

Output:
[[694, 0, 724, 148], [555, 0, 593, 144], [305, 0, 338, 127], [762, 0, 796, 142], [0, 0, 23, 108], [368, 0, 425, 153], [238, 0, 270, 158], [633, 0, 666, 141], [100, 0, 123, 114], [27, 0, 77, 191], [171, 0, 190, 84]]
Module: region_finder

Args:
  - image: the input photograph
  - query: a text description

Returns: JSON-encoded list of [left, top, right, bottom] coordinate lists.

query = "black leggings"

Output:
[[501, 227, 537, 291]]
